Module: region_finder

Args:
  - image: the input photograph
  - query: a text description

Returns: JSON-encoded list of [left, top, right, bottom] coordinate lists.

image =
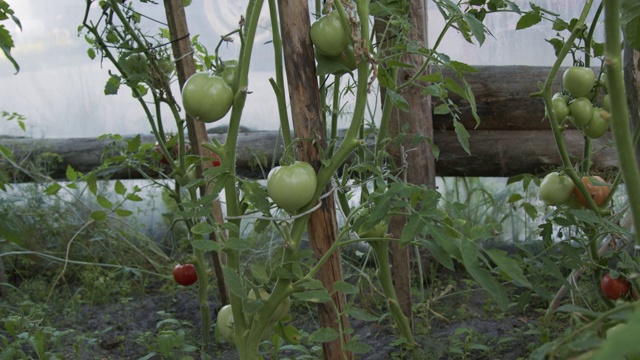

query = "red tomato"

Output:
[[211, 153, 222, 167], [601, 273, 630, 300], [572, 175, 611, 208], [173, 264, 198, 286]]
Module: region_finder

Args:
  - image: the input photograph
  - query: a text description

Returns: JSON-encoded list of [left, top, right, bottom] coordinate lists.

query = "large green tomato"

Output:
[[216, 305, 235, 342], [248, 289, 292, 323], [267, 161, 318, 212], [181, 73, 234, 123], [539, 172, 575, 206], [568, 97, 594, 128], [583, 107, 609, 138], [563, 66, 596, 97], [551, 96, 570, 121], [310, 11, 350, 57]]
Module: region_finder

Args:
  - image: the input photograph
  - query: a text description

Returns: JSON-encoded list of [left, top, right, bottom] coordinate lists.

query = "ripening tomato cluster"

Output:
[[538, 172, 611, 208], [310, 10, 359, 76], [551, 66, 611, 139]]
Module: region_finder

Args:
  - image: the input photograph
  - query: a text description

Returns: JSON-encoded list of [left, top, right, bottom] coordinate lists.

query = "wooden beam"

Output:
[[1, 129, 617, 181]]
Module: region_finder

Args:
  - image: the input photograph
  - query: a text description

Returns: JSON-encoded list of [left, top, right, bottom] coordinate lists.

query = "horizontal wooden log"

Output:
[[0, 129, 617, 181]]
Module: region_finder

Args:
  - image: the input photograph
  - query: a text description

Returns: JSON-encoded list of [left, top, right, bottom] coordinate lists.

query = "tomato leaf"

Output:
[[347, 306, 380, 322], [516, 12, 542, 30], [462, 13, 487, 45], [191, 221, 215, 235], [44, 182, 62, 195], [96, 195, 113, 209], [621, 0, 640, 52], [191, 239, 221, 252], [400, 213, 423, 245], [332, 281, 358, 295], [460, 240, 509, 310], [90, 210, 107, 221], [104, 74, 121, 95], [345, 339, 374, 355], [114, 180, 126, 195], [453, 119, 471, 155], [485, 248, 531, 288], [114, 208, 132, 217], [222, 266, 244, 298], [293, 289, 332, 303], [308, 327, 339, 343]]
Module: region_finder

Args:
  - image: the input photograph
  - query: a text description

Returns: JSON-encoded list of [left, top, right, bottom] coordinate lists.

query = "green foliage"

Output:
[[0, 0, 21, 73]]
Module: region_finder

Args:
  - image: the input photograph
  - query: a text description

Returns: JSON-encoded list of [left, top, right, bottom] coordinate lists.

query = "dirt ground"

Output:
[[47, 267, 541, 360]]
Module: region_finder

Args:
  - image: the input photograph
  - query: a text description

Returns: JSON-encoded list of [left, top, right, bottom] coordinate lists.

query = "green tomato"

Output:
[[220, 60, 238, 86], [315, 45, 358, 76], [310, 11, 350, 57], [267, 161, 318, 212], [598, 72, 608, 92], [182, 0, 192, 6], [158, 57, 175, 76], [583, 107, 609, 139], [551, 96, 570, 121], [563, 66, 596, 97], [216, 305, 235, 343], [602, 94, 611, 112], [539, 172, 575, 206], [181, 73, 234, 123], [568, 97, 594, 128], [248, 289, 292, 323]]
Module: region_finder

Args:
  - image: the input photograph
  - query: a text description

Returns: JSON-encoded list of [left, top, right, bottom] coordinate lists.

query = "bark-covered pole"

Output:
[[163, 0, 228, 305], [375, 0, 435, 320], [277, 1, 352, 358]]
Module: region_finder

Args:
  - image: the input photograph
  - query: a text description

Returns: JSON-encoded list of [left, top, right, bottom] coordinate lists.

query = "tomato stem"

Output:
[[603, 0, 640, 246]]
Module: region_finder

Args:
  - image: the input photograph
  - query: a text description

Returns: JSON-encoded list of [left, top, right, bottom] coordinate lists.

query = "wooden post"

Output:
[[624, 42, 640, 169], [277, 1, 352, 359], [163, 0, 228, 305], [374, 0, 435, 321]]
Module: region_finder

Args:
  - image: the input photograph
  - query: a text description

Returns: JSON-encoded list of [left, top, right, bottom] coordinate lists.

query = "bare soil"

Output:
[[43, 267, 542, 360]]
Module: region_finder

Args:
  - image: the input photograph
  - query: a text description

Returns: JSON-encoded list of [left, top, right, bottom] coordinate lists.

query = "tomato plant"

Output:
[[583, 107, 609, 139], [538, 172, 575, 206], [266, 161, 318, 212], [173, 263, 198, 286], [310, 11, 350, 57], [572, 175, 611, 208], [568, 97, 594, 128], [247, 289, 291, 323], [563, 66, 596, 97], [600, 273, 631, 300], [181, 72, 234, 123], [154, 142, 191, 165]]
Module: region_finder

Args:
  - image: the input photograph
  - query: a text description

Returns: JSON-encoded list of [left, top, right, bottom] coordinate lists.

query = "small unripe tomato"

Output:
[[563, 66, 596, 98]]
